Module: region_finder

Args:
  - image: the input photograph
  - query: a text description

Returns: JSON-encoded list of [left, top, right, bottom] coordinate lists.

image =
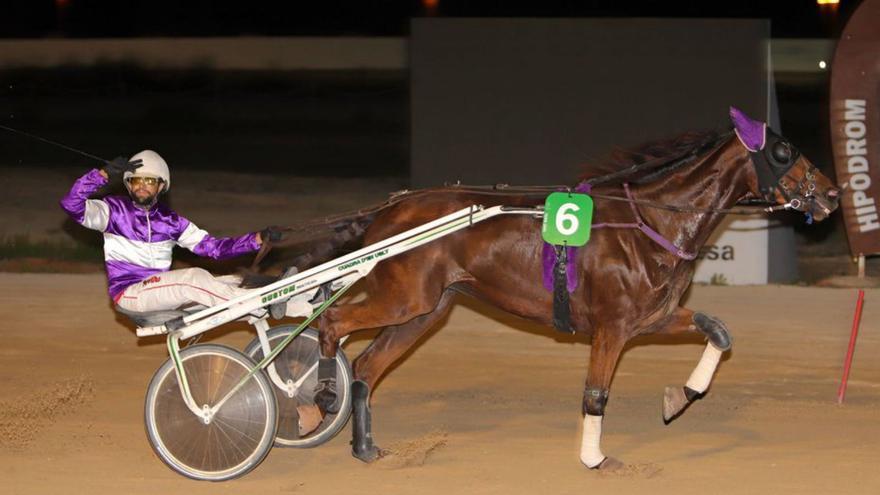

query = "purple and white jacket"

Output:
[[60, 169, 260, 301]]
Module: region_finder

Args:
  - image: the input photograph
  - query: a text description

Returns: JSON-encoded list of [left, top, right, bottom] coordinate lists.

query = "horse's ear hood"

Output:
[[729, 106, 766, 152]]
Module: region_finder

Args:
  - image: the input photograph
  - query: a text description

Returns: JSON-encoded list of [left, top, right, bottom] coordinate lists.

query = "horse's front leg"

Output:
[[580, 327, 627, 470], [649, 307, 732, 423]]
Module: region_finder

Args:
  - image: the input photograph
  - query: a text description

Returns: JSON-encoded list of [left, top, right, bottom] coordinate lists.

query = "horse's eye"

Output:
[[771, 142, 792, 163]]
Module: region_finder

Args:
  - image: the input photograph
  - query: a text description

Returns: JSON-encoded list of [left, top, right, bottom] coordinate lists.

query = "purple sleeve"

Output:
[[59, 169, 108, 223], [190, 229, 261, 260]]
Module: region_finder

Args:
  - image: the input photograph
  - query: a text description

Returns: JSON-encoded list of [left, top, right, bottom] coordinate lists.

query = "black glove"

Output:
[[103, 156, 143, 181], [260, 226, 286, 244]]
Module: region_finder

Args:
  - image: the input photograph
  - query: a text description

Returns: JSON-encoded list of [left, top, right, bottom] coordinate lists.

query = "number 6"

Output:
[[556, 203, 580, 235]]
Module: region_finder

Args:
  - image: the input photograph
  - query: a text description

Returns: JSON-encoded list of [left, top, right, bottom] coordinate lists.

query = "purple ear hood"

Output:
[[729, 106, 766, 152]]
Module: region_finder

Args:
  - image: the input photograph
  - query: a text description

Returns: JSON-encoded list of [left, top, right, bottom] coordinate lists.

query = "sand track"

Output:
[[0, 273, 877, 494]]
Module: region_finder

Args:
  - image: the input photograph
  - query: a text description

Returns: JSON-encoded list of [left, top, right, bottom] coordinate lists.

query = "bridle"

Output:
[[744, 127, 823, 220], [589, 130, 823, 216]]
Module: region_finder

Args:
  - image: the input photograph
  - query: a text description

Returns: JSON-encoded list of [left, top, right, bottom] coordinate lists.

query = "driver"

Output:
[[60, 151, 298, 317]]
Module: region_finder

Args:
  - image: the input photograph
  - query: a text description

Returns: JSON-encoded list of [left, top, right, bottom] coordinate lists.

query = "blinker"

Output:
[[762, 128, 800, 174], [729, 106, 803, 201], [771, 142, 791, 163], [746, 126, 802, 200]]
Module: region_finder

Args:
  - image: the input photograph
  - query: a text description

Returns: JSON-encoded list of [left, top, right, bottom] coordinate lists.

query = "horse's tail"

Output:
[[239, 187, 480, 288], [282, 212, 377, 271], [238, 209, 379, 288]]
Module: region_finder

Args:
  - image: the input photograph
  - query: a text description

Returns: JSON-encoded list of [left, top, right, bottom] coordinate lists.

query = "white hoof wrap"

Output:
[[580, 414, 606, 468], [685, 343, 724, 394]]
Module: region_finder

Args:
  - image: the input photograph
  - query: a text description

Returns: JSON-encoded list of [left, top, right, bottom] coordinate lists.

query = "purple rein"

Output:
[[541, 182, 697, 293]]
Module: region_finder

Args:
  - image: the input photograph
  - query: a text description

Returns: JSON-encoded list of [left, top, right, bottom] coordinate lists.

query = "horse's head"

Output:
[[730, 107, 839, 222]]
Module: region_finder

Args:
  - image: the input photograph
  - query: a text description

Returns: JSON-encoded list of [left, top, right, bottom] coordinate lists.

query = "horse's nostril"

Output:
[[828, 188, 840, 199]]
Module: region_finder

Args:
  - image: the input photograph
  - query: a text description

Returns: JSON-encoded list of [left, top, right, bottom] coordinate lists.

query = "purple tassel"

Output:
[[541, 244, 579, 293], [541, 182, 591, 293], [542, 242, 557, 291]]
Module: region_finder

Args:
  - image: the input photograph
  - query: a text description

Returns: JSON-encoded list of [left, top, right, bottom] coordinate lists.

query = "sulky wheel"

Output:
[[144, 344, 278, 481], [244, 326, 352, 448]]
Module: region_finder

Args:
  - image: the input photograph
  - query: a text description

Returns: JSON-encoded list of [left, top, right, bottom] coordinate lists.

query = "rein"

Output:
[[439, 183, 788, 215], [274, 183, 779, 238], [250, 238, 273, 271], [254, 181, 789, 266], [253, 135, 810, 267]]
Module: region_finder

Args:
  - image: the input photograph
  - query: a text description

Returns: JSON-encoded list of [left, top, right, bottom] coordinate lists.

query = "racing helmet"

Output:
[[124, 150, 170, 193]]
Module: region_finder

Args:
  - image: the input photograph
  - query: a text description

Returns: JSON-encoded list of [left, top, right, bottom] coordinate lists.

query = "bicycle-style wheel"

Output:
[[144, 344, 278, 481], [244, 326, 352, 448]]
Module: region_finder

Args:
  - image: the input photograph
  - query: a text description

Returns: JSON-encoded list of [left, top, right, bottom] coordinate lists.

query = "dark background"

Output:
[[0, 1, 860, 39], [0, 2, 853, 179], [0, 1, 855, 263], [410, 18, 768, 186]]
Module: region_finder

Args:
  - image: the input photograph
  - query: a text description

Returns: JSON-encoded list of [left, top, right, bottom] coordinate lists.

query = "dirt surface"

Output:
[[0, 273, 877, 494]]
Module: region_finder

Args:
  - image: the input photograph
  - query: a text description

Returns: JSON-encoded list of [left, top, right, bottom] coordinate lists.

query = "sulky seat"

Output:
[[115, 306, 202, 329]]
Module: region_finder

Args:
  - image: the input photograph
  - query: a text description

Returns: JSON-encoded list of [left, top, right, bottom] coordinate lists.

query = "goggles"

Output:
[[127, 176, 163, 187]]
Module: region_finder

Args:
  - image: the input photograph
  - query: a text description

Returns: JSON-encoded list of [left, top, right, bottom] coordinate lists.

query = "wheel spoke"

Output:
[[213, 419, 253, 461]]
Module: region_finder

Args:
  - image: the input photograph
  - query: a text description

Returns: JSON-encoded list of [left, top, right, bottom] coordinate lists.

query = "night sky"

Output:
[[0, 0, 861, 39]]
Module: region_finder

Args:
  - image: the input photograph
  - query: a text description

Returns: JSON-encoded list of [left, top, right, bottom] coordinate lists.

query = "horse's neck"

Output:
[[638, 139, 754, 255]]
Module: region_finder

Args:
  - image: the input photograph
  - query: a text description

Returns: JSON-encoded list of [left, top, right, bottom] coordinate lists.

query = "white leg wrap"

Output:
[[579, 414, 606, 468], [685, 343, 724, 393]]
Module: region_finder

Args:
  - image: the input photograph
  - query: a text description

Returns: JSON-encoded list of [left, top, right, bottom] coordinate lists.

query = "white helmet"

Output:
[[124, 150, 170, 192]]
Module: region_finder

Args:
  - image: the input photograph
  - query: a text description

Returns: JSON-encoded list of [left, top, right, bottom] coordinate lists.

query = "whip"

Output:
[[0, 123, 108, 163]]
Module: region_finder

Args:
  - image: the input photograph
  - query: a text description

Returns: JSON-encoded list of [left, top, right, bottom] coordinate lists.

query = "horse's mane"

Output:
[[580, 127, 735, 187]]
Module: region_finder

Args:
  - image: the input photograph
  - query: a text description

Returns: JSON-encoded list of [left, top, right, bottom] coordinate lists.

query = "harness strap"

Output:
[[637, 222, 698, 260], [592, 183, 697, 261]]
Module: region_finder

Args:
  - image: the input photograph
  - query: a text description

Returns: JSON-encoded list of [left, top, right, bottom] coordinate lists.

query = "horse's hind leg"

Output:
[[349, 288, 457, 462], [580, 327, 628, 470], [650, 308, 732, 423]]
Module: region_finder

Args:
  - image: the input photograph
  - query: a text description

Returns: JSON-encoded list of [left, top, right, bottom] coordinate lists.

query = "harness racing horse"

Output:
[[300, 107, 839, 469]]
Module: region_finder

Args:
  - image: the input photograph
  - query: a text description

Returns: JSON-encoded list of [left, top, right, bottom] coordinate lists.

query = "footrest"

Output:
[[136, 325, 169, 338]]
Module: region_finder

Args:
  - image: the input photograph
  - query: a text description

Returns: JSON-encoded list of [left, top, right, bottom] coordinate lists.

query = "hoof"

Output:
[[594, 457, 625, 471], [314, 388, 340, 414], [353, 445, 384, 463], [297, 404, 324, 436], [662, 386, 690, 424]]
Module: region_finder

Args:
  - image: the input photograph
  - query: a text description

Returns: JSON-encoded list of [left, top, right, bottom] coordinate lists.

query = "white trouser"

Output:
[[116, 267, 313, 318], [115, 267, 252, 313]]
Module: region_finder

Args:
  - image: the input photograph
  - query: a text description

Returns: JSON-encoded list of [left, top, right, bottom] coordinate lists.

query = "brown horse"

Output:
[[299, 108, 839, 469]]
